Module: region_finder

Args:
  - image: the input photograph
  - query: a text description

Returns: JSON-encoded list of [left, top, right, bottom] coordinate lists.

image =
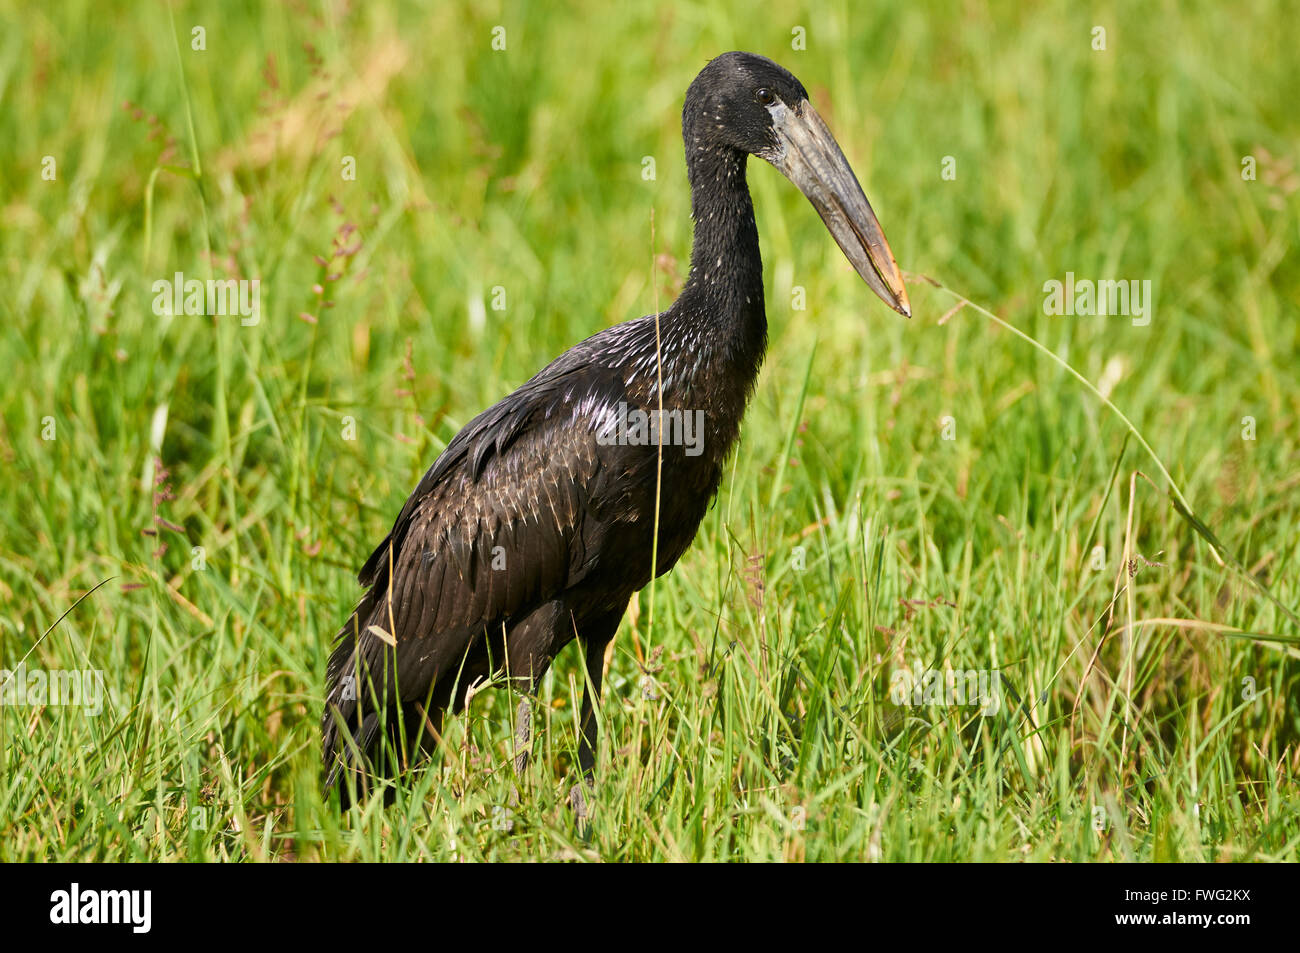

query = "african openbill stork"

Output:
[[323, 51, 909, 804]]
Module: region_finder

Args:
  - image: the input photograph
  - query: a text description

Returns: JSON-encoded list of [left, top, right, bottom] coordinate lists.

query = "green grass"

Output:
[[1, 0, 1297, 862]]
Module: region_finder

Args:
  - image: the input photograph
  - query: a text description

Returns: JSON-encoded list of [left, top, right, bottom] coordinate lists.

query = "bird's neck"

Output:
[[673, 145, 768, 379]]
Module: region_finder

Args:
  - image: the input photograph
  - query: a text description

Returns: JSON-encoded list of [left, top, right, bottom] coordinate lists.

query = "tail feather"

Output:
[[322, 584, 445, 806], [321, 585, 388, 804]]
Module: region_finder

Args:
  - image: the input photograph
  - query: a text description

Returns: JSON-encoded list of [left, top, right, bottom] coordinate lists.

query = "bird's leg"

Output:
[[512, 695, 533, 777], [570, 636, 612, 819], [577, 638, 610, 779]]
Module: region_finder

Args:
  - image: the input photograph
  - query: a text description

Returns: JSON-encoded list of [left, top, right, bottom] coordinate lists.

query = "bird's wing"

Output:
[[329, 359, 640, 706]]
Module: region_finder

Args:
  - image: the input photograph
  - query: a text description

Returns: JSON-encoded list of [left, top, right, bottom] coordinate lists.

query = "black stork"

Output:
[[323, 51, 909, 804]]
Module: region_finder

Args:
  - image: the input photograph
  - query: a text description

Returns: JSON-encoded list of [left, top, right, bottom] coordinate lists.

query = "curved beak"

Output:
[[763, 100, 910, 317]]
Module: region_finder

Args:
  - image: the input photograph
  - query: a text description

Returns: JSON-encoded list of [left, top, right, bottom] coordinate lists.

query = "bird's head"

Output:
[[684, 51, 910, 317]]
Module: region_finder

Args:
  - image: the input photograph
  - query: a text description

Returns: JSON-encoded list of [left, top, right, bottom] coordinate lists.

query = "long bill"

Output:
[[763, 100, 911, 317]]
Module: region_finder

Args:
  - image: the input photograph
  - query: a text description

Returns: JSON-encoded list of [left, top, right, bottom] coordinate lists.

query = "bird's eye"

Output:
[[755, 87, 776, 106]]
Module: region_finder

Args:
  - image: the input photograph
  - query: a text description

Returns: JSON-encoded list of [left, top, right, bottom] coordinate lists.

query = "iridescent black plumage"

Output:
[[322, 51, 909, 801]]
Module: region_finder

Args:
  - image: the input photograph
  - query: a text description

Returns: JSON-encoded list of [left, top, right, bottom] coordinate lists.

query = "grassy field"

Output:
[[1, 0, 1297, 862]]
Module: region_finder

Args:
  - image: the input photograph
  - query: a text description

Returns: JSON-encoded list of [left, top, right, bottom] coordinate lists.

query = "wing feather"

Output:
[[323, 361, 634, 773]]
